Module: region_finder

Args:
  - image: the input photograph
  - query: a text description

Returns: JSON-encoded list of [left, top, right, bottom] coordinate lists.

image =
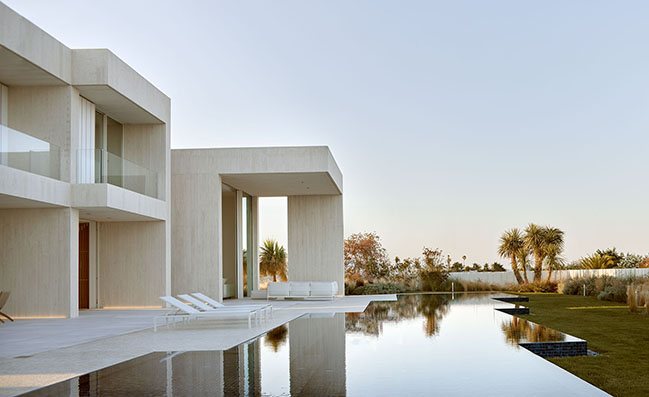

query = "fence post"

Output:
[[583, 284, 586, 297]]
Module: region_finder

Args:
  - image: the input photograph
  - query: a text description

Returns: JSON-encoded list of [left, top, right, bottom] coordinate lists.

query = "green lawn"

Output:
[[517, 293, 649, 397]]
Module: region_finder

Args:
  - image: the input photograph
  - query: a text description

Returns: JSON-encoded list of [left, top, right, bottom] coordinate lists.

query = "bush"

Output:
[[559, 276, 647, 304], [507, 281, 558, 293], [627, 280, 649, 313], [351, 282, 407, 295], [452, 279, 505, 292], [419, 269, 449, 292]]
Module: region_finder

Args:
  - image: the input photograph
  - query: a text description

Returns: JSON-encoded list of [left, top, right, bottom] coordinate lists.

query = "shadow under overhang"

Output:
[[0, 46, 67, 86], [76, 85, 163, 124], [220, 172, 341, 196]]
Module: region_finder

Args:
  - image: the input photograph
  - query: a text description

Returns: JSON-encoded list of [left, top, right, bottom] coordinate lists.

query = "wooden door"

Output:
[[79, 223, 90, 309]]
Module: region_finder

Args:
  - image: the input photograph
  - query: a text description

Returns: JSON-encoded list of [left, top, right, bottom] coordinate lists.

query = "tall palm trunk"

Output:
[[533, 252, 543, 282], [510, 254, 523, 284], [521, 262, 529, 284], [545, 266, 553, 283]]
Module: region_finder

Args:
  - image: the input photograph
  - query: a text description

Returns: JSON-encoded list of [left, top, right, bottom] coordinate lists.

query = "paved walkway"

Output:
[[0, 295, 395, 396]]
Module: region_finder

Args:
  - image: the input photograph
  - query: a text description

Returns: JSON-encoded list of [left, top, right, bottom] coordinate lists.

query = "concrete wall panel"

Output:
[[98, 220, 166, 307], [0, 207, 77, 317], [7, 86, 72, 182], [171, 173, 222, 301]]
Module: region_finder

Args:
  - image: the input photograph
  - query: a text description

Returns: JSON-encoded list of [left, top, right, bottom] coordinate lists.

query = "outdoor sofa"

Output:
[[267, 281, 338, 300]]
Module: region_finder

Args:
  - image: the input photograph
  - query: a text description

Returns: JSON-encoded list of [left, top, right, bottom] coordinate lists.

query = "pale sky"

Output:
[[8, 0, 649, 265]]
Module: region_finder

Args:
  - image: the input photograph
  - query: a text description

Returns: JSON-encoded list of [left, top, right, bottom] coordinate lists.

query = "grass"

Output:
[[517, 293, 649, 397]]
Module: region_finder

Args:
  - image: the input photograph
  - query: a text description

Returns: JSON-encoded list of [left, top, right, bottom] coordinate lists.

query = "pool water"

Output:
[[26, 293, 608, 396]]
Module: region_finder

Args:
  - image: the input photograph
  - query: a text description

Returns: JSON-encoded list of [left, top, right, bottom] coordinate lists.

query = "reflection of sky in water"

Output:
[[260, 326, 290, 396]]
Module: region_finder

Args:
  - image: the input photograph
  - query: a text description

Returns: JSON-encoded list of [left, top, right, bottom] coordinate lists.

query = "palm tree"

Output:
[[580, 253, 616, 269], [498, 229, 525, 285], [259, 239, 288, 282], [543, 227, 564, 282], [524, 224, 547, 282]]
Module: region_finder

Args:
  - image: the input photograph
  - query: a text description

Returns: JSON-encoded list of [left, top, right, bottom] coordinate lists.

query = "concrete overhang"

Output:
[[0, 165, 70, 208], [72, 49, 170, 124], [221, 172, 339, 196], [72, 183, 167, 221], [0, 3, 71, 85], [172, 146, 343, 196]]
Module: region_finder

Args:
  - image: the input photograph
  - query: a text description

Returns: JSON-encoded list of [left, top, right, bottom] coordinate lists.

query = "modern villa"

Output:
[[0, 2, 344, 319], [0, 3, 629, 397]]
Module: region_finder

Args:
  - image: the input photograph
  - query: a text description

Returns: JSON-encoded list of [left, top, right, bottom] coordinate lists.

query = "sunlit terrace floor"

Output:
[[0, 296, 394, 396]]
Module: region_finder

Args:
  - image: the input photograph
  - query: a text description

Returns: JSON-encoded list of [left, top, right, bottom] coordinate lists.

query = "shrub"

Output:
[[597, 282, 627, 302], [418, 269, 449, 292], [507, 281, 558, 293], [627, 280, 649, 313], [452, 279, 505, 292], [352, 282, 407, 295], [559, 276, 649, 304]]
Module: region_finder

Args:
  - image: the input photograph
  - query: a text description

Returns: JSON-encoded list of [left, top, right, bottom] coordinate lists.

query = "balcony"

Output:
[[0, 125, 61, 180], [77, 149, 159, 199]]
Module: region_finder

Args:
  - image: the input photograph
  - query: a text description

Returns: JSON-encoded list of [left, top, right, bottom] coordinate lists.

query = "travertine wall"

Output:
[[287, 195, 344, 291], [7, 86, 73, 182], [171, 172, 222, 301], [0, 207, 78, 317], [98, 220, 166, 307], [123, 124, 167, 200]]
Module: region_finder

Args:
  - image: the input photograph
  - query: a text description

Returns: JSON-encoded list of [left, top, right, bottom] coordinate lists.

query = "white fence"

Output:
[[449, 268, 649, 285]]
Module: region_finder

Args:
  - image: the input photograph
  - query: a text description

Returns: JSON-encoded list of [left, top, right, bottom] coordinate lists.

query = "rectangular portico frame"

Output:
[[171, 146, 344, 301]]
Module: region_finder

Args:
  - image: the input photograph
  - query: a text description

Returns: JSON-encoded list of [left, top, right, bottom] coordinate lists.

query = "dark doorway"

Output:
[[79, 222, 90, 309]]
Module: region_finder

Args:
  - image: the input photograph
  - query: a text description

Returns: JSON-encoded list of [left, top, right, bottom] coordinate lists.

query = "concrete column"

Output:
[[287, 195, 344, 292], [68, 208, 79, 318]]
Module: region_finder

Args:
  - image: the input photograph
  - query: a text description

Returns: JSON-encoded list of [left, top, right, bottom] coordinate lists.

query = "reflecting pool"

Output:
[[26, 294, 608, 396]]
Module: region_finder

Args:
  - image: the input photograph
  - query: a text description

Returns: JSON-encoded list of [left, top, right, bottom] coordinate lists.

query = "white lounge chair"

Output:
[[191, 292, 273, 319], [155, 296, 258, 331]]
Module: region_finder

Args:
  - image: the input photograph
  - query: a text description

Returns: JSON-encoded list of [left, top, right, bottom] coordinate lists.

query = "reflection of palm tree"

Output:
[[501, 318, 564, 345], [259, 239, 287, 282], [264, 325, 288, 352]]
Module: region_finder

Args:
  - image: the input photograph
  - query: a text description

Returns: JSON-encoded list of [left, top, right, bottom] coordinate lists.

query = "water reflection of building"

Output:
[[31, 314, 347, 396], [290, 313, 346, 396]]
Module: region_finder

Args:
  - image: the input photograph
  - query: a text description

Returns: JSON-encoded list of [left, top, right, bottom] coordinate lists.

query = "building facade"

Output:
[[0, 2, 343, 319]]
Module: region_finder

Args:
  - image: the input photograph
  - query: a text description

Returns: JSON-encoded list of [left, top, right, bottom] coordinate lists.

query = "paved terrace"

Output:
[[0, 295, 395, 396]]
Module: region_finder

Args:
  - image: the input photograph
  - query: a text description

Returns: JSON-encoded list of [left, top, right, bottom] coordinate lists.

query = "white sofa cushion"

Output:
[[310, 282, 336, 296], [289, 282, 311, 296], [268, 282, 290, 297]]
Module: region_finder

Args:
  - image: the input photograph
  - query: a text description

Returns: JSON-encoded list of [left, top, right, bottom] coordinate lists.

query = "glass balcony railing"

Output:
[[77, 148, 159, 199], [0, 125, 61, 180]]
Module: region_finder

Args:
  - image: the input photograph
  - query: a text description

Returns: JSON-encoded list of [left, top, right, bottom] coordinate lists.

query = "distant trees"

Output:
[[259, 239, 287, 282]]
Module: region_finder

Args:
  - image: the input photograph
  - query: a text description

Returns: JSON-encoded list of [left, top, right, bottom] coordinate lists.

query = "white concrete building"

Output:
[[0, 2, 344, 318]]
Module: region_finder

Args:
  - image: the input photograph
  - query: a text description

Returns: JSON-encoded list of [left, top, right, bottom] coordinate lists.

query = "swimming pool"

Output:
[[25, 293, 608, 396]]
